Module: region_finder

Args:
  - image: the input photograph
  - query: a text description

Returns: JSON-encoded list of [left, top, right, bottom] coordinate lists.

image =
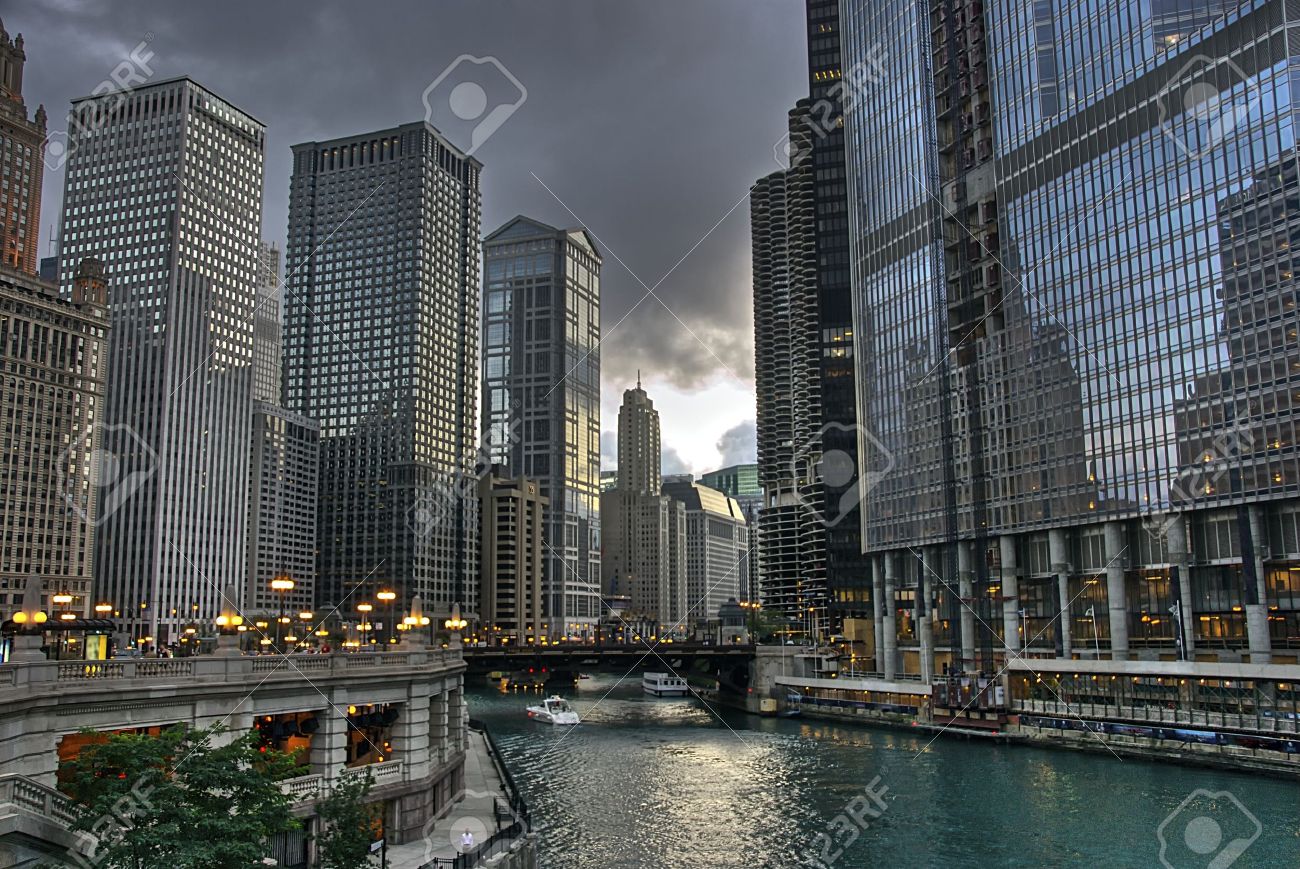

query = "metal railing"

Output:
[[421, 721, 532, 869]]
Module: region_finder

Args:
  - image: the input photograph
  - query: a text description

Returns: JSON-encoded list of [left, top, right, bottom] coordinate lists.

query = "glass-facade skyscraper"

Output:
[[482, 217, 602, 635], [841, 0, 1300, 678], [59, 77, 265, 643], [284, 122, 482, 620]]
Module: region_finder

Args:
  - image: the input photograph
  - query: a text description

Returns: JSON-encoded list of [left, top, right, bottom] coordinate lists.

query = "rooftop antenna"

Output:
[[637, 369, 641, 389]]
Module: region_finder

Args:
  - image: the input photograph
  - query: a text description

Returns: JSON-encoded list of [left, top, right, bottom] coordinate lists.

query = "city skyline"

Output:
[[13, 1, 804, 477]]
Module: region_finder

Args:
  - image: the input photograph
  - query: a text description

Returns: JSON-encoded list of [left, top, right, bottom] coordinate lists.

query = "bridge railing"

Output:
[[0, 648, 464, 692]]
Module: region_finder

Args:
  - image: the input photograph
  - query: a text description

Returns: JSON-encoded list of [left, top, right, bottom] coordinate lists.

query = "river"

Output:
[[467, 674, 1297, 868]]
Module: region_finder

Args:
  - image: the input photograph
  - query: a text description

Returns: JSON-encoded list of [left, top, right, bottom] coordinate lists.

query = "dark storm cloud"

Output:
[[17, 0, 805, 401], [714, 419, 756, 466]]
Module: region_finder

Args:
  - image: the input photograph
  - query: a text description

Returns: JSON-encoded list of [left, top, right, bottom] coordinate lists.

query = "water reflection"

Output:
[[471, 675, 1299, 868]]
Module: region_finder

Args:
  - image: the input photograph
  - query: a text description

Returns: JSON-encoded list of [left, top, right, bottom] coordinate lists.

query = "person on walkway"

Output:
[[459, 829, 475, 853]]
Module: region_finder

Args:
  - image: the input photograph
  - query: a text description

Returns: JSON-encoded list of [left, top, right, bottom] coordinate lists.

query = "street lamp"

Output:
[[444, 602, 468, 649], [357, 602, 373, 647], [270, 576, 295, 650], [377, 590, 397, 645]]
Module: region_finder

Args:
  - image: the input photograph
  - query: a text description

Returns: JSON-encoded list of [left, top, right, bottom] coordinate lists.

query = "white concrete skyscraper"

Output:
[[58, 78, 265, 644]]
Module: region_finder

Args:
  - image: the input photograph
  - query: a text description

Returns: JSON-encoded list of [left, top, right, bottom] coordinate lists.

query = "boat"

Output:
[[526, 695, 580, 725], [642, 672, 690, 697]]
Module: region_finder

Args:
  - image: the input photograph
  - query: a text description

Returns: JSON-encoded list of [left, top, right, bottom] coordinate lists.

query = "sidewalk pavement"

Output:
[[387, 729, 508, 868]]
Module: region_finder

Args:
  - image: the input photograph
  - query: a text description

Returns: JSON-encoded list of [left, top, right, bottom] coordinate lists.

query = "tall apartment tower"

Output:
[[482, 216, 602, 637], [840, 0, 1300, 685], [600, 382, 687, 632], [284, 122, 482, 620], [751, 102, 827, 627], [0, 19, 45, 275], [0, 260, 108, 622], [59, 78, 264, 643], [478, 471, 547, 644], [252, 242, 282, 403]]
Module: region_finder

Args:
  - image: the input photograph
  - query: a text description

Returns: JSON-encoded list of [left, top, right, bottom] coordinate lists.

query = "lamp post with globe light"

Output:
[[377, 590, 397, 645], [270, 576, 294, 651], [357, 602, 374, 648]]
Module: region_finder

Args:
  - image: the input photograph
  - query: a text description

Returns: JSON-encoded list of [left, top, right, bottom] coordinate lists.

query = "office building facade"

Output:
[[246, 402, 319, 616], [252, 242, 282, 404], [284, 122, 482, 619], [59, 77, 264, 643], [662, 479, 748, 628], [700, 463, 763, 602], [600, 383, 687, 631], [841, 0, 1300, 684], [0, 19, 44, 275], [0, 261, 108, 621], [482, 216, 602, 636], [478, 471, 547, 644]]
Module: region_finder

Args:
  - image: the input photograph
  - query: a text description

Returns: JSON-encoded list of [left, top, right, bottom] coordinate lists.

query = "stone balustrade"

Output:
[[5, 649, 460, 691]]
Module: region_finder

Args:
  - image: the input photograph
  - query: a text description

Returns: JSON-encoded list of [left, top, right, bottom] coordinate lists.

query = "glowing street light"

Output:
[[270, 575, 295, 650], [357, 602, 374, 647], [377, 590, 397, 644]]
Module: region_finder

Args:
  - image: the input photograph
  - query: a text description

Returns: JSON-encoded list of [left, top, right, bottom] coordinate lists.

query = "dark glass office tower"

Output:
[[805, 0, 872, 630], [841, 0, 1300, 680], [482, 217, 602, 637], [284, 122, 482, 620]]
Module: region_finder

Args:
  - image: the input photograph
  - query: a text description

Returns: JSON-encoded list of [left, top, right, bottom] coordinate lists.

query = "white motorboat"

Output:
[[642, 672, 690, 697], [526, 695, 580, 725]]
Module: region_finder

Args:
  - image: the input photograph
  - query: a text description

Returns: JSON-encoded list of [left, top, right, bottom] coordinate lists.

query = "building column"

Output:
[[919, 547, 939, 683], [998, 535, 1020, 655], [871, 556, 885, 675], [1165, 514, 1196, 659], [428, 691, 449, 765], [882, 552, 898, 680], [1049, 529, 1072, 658], [1104, 521, 1130, 660], [956, 542, 976, 673], [1245, 506, 1272, 664], [446, 684, 466, 755], [311, 706, 348, 782], [392, 694, 430, 782]]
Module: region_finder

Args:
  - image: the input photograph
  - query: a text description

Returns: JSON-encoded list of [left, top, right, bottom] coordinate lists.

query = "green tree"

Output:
[[314, 768, 379, 869], [58, 724, 300, 869]]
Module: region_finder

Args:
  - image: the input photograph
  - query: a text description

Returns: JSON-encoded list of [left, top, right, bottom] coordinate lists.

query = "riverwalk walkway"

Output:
[[388, 728, 507, 868]]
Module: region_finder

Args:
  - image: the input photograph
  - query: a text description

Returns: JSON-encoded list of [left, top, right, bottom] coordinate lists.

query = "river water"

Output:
[[467, 675, 1298, 868]]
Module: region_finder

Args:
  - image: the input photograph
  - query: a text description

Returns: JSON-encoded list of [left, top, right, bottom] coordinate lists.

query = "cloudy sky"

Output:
[[15, 0, 806, 476]]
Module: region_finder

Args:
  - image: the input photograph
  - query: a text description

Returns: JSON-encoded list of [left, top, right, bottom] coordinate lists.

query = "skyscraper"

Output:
[[662, 479, 748, 629], [804, 0, 872, 630], [59, 77, 264, 643], [252, 242, 282, 404], [284, 122, 482, 620], [840, 0, 1300, 683], [1, 259, 108, 622], [751, 104, 827, 627], [600, 382, 686, 632], [478, 470, 547, 644], [246, 402, 319, 617], [700, 462, 763, 602], [482, 216, 602, 637], [0, 19, 45, 275]]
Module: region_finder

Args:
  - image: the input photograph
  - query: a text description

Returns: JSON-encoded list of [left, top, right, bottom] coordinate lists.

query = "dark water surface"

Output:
[[469, 675, 1299, 868]]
